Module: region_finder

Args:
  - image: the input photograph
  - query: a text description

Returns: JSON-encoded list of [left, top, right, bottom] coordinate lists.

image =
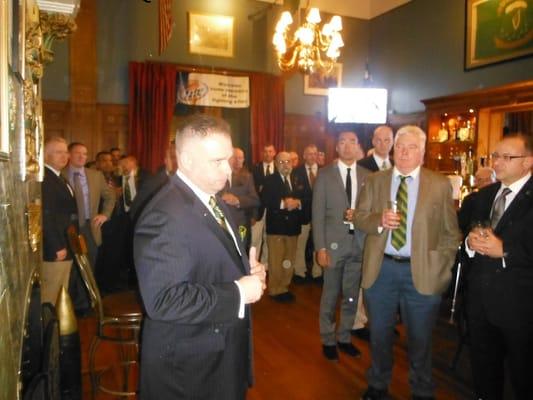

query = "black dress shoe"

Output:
[[312, 276, 323, 285], [271, 292, 295, 303], [337, 341, 361, 357], [322, 345, 338, 361], [361, 386, 388, 400], [351, 327, 370, 341], [412, 396, 435, 400]]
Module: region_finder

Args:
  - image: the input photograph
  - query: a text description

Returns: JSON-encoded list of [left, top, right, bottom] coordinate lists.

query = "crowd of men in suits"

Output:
[[42, 138, 176, 312], [42, 116, 533, 400]]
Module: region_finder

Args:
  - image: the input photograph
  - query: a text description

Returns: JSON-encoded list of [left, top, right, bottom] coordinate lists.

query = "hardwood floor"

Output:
[[79, 282, 474, 399]]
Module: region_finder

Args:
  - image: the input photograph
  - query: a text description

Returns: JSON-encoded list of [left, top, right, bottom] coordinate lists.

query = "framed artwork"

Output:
[[303, 63, 343, 96], [188, 12, 234, 58], [465, 0, 533, 69], [11, 0, 25, 79], [1, 0, 10, 159]]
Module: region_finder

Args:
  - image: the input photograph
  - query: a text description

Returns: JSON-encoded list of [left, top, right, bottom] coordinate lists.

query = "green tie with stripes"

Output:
[[209, 196, 229, 232], [391, 176, 409, 250]]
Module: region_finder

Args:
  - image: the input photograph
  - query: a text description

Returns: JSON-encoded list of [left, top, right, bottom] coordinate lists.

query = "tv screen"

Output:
[[327, 88, 388, 124]]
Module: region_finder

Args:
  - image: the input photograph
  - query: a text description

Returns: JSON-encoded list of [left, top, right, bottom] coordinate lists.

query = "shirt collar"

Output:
[[176, 169, 212, 205], [392, 165, 421, 180], [45, 164, 62, 176], [68, 165, 85, 175], [373, 154, 389, 165], [337, 160, 356, 171], [504, 172, 531, 194], [305, 163, 318, 171]]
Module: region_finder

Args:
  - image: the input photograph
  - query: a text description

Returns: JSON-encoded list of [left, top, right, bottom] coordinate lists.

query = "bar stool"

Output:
[[67, 226, 143, 399]]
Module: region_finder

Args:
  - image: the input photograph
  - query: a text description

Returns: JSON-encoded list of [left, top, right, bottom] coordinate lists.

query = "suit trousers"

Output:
[[251, 212, 268, 266], [319, 234, 362, 345], [467, 309, 533, 400], [364, 257, 441, 397], [294, 223, 322, 278], [267, 235, 298, 295], [41, 260, 72, 305]]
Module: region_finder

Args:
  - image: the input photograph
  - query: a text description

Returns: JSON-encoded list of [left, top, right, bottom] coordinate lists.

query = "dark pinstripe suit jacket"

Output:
[[134, 174, 253, 400]]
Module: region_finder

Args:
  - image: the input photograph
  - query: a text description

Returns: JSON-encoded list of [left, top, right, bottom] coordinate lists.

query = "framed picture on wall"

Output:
[[1, 0, 10, 159], [304, 63, 343, 96], [188, 12, 234, 58], [465, 0, 533, 69]]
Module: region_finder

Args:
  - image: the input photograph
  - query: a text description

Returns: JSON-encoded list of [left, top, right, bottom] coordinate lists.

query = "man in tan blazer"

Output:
[[354, 125, 460, 400], [65, 142, 116, 267]]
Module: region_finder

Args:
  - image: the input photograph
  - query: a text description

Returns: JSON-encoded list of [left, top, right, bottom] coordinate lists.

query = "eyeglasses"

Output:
[[489, 152, 528, 162], [277, 160, 291, 164]]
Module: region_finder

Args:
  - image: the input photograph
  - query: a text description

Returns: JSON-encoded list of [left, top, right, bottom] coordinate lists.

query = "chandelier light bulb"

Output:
[[330, 15, 342, 31], [306, 8, 321, 24], [297, 26, 315, 45], [330, 33, 344, 48], [280, 11, 293, 26]]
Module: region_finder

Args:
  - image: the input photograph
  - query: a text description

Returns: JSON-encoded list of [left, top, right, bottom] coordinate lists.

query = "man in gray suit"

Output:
[[312, 131, 370, 361]]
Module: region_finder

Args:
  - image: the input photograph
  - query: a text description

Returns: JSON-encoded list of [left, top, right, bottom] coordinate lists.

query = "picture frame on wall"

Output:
[[188, 12, 234, 58], [465, 0, 533, 70], [11, 0, 25, 79], [304, 63, 343, 96], [1, 0, 11, 160]]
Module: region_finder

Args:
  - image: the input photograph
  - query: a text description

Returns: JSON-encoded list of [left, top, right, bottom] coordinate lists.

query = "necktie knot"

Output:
[[490, 187, 512, 228], [381, 160, 388, 170]]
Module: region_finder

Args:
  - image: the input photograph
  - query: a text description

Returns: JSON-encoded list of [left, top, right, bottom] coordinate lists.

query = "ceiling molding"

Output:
[[257, 0, 411, 20]]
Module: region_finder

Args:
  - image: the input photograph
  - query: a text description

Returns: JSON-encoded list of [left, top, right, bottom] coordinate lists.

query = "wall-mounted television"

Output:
[[327, 88, 388, 124]]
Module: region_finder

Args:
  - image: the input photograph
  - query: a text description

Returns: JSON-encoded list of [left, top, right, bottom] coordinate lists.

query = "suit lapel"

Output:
[[333, 161, 349, 208], [173, 176, 247, 275], [413, 169, 430, 226], [495, 177, 533, 233]]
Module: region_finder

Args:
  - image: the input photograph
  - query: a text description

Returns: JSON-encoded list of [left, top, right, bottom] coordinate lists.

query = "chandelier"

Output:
[[272, 8, 343, 74]]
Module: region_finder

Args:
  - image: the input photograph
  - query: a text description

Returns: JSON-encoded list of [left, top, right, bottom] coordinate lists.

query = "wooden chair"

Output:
[[67, 226, 143, 398]]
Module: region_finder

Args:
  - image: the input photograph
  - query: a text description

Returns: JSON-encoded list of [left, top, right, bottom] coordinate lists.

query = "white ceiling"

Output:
[[257, 0, 412, 20]]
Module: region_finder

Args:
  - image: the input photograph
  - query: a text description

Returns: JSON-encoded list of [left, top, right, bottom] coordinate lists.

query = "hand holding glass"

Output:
[[384, 200, 401, 229]]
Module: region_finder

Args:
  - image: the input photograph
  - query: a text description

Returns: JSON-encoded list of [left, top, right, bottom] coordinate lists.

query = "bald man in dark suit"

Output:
[[134, 115, 265, 400]]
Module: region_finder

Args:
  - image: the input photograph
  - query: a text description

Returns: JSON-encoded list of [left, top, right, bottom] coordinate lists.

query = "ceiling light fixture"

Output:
[[272, 7, 343, 74]]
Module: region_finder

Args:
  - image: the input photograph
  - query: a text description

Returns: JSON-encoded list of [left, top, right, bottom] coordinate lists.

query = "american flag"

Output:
[[159, 0, 174, 55]]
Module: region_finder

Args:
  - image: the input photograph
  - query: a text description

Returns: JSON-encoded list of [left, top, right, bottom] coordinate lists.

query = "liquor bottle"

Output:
[[437, 122, 448, 142], [466, 147, 475, 187]]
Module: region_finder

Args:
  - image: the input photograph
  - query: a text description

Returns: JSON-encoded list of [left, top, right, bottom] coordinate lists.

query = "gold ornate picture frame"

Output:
[[304, 63, 343, 96], [1, 0, 10, 159], [188, 12, 234, 58]]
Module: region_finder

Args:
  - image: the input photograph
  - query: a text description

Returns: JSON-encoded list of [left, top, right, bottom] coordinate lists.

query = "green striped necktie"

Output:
[[209, 196, 229, 232], [391, 175, 409, 250]]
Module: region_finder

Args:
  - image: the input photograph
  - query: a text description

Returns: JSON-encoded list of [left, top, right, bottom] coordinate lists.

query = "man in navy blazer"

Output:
[[358, 125, 394, 172], [134, 115, 266, 400], [465, 133, 533, 400]]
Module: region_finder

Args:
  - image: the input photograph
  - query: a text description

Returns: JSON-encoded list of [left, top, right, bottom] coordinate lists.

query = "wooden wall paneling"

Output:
[[69, 0, 97, 156], [42, 100, 70, 140], [97, 104, 129, 156], [284, 113, 334, 161]]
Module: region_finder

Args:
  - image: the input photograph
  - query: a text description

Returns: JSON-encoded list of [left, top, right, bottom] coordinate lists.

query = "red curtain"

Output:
[[250, 73, 285, 163], [128, 62, 177, 173]]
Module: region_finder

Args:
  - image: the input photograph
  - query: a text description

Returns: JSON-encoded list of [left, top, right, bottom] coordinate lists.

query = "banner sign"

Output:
[[177, 73, 250, 108]]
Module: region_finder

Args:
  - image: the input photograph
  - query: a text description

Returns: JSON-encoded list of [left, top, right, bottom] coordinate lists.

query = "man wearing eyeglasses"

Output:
[[261, 151, 305, 302], [465, 133, 533, 400]]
